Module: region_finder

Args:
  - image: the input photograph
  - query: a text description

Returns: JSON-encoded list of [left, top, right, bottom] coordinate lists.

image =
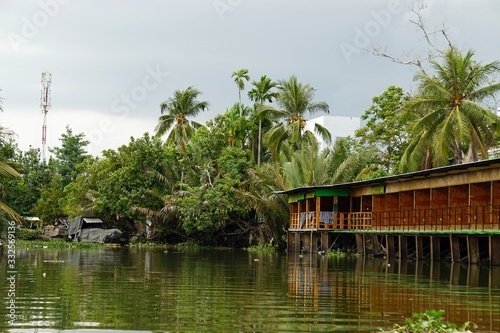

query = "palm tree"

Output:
[[0, 97, 21, 223], [231, 68, 250, 116], [240, 158, 293, 245], [0, 125, 22, 251], [329, 137, 379, 182], [155, 86, 209, 150], [401, 48, 500, 171], [240, 137, 376, 245], [264, 75, 331, 158], [0, 159, 21, 219], [248, 75, 278, 166]]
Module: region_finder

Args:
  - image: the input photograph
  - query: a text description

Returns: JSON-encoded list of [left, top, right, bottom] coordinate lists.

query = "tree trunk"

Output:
[[258, 119, 262, 166]]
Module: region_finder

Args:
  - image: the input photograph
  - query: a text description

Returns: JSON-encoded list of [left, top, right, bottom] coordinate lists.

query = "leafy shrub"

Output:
[[392, 310, 474, 332], [14, 228, 43, 240], [325, 248, 346, 259], [246, 244, 275, 254]]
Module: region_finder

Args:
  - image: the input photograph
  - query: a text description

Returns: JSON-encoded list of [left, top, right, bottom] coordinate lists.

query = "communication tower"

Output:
[[40, 72, 52, 161]]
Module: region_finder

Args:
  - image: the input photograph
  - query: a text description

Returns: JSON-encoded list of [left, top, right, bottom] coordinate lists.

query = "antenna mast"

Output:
[[40, 72, 52, 161]]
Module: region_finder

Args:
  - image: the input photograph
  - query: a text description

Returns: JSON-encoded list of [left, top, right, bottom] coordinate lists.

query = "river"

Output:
[[1, 246, 499, 332]]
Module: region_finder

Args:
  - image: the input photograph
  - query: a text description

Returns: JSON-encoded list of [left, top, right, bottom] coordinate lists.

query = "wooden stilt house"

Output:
[[280, 158, 500, 265]]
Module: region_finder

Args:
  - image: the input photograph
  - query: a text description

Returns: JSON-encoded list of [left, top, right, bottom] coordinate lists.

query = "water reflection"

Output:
[[1, 248, 499, 332], [287, 255, 500, 332]]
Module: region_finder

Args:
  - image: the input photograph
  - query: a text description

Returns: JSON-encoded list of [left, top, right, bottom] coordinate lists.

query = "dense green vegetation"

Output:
[[392, 310, 474, 332], [1, 46, 500, 249]]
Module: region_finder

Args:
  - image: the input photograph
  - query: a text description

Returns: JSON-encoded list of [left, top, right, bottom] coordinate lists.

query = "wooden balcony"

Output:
[[289, 212, 372, 230], [289, 205, 500, 232]]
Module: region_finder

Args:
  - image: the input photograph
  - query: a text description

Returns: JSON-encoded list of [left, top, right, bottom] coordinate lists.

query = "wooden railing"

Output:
[[289, 205, 500, 232], [289, 212, 372, 230]]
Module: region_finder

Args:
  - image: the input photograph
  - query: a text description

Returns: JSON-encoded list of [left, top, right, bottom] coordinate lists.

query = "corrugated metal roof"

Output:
[[82, 217, 103, 224]]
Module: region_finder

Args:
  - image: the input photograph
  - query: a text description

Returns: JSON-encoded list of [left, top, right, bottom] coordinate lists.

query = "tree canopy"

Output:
[[155, 86, 209, 149], [2, 57, 500, 249], [401, 48, 500, 171], [264, 75, 331, 158]]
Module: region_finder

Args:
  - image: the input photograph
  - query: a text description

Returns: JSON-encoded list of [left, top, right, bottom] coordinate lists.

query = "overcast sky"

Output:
[[1, 0, 499, 156]]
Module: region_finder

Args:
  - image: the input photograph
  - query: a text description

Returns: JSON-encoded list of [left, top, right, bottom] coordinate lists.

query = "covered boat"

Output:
[[67, 216, 122, 243]]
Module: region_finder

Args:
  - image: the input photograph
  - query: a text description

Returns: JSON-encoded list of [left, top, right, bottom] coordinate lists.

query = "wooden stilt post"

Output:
[[467, 235, 480, 264], [355, 234, 364, 255], [490, 236, 500, 266], [287, 232, 294, 252], [315, 196, 321, 228], [371, 235, 381, 255], [294, 232, 301, 253], [450, 235, 461, 262], [491, 265, 500, 287], [415, 236, 424, 260], [450, 263, 460, 285], [430, 261, 441, 280], [416, 260, 424, 276], [302, 232, 311, 253], [386, 235, 395, 259], [399, 235, 407, 259], [398, 259, 408, 274], [467, 263, 479, 286], [431, 236, 441, 261], [311, 232, 318, 253], [320, 232, 329, 252]]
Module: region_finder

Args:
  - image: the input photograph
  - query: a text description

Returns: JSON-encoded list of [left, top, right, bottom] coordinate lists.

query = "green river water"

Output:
[[1, 247, 499, 332]]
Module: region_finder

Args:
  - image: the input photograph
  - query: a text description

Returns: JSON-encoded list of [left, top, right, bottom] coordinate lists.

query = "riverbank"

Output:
[[10, 239, 280, 254]]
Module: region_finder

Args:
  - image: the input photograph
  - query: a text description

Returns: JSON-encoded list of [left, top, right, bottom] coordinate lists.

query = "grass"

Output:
[[325, 248, 347, 259], [245, 244, 276, 254], [16, 239, 109, 249], [129, 241, 218, 252]]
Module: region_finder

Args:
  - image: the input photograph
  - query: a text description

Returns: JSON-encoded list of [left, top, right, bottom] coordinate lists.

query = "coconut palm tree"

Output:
[[231, 68, 250, 116], [155, 86, 209, 150], [401, 48, 500, 171], [248, 75, 278, 166], [0, 93, 21, 251], [264, 75, 331, 159], [0, 159, 21, 219], [0, 130, 22, 250], [0, 97, 21, 222]]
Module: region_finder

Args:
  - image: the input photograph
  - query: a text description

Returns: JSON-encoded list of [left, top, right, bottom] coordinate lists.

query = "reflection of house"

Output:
[[280, 158, 500, 265], [287, 255, 500, 331]]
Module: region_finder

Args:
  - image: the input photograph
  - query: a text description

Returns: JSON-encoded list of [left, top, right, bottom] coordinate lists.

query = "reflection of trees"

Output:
[[287, 255, 500, 331], [2, 250, 498, 332], [0, 249, 291, 331]]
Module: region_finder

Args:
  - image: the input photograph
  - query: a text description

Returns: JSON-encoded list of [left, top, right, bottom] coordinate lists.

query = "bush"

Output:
[[14, 228, 43, 240], [325, 248, 347, 259], [245, 244, 276, 254], [392, 310, 475, 332]]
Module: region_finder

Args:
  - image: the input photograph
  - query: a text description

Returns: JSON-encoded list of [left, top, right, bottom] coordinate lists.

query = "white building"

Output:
[[306, 115, 360, 151]]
